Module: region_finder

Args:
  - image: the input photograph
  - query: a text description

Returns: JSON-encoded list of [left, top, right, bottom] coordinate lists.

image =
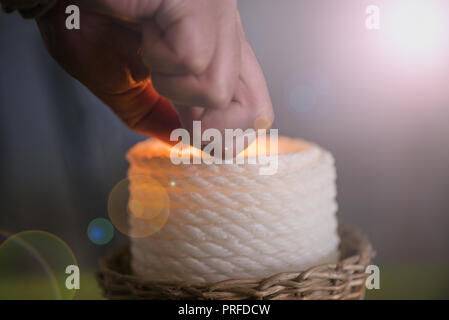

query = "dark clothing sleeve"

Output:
[[1, 0, 57, 19]]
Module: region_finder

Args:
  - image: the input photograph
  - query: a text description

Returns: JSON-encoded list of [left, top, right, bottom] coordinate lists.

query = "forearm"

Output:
[[1, 0, 57, 18]]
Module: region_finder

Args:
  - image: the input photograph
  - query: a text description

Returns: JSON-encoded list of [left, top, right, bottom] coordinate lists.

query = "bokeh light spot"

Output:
[[87, 218, 114, 245], [128, 199, 145, 217], [108, 175, 170, 238]]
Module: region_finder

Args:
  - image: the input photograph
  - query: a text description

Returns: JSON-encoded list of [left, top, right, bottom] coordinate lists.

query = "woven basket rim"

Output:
[[96, 224, 375, 300]]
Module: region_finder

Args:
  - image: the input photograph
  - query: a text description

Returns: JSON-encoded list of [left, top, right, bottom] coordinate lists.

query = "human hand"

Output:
[[36, 0, 273, 147]]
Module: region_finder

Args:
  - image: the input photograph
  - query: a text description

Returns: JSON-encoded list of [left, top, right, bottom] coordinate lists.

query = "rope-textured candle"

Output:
[[126, 137, 339, 282]]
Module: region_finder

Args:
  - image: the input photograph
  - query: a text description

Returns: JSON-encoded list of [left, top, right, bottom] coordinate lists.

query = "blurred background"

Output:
[[1, 0, 449, 299]]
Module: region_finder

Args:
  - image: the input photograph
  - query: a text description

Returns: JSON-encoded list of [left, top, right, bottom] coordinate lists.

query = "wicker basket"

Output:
[[96, 224, 374, 300]]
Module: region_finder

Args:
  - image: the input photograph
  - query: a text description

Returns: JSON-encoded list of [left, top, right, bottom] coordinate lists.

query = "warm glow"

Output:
[[167, 136, 309, 159], [108, 176, 170, 238], [237, 136, 310, 158], [384, 0, 448, 60]]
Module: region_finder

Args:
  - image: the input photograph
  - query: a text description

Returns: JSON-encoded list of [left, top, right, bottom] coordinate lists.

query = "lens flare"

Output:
[[0, 231, 77, 300], [0, 230, 12, 244], [108, 175, 170, 238], [383, 0, 449, 60], [87, 218, 114, 245]]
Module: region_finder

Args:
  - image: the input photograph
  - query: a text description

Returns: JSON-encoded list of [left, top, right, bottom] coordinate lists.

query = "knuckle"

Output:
[[180, 53, 210, 75], [202, 79, 233, 108]]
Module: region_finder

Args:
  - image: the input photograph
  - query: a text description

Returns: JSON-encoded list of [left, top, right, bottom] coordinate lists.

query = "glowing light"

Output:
[[108, 175, 170, 238], [87, 218, 114, 245], [253, 117, 272, 130], [384, 0, 448, 59], [0, 231, 77, 300], [170, 181, 176, 187], [236, 135, 308, 158]]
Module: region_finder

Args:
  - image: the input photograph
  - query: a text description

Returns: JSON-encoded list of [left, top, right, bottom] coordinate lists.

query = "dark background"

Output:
[[1, 0, 449, 298]]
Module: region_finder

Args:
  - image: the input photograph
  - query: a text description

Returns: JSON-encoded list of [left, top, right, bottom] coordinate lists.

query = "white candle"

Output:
[[127, 137, 339, 282]]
